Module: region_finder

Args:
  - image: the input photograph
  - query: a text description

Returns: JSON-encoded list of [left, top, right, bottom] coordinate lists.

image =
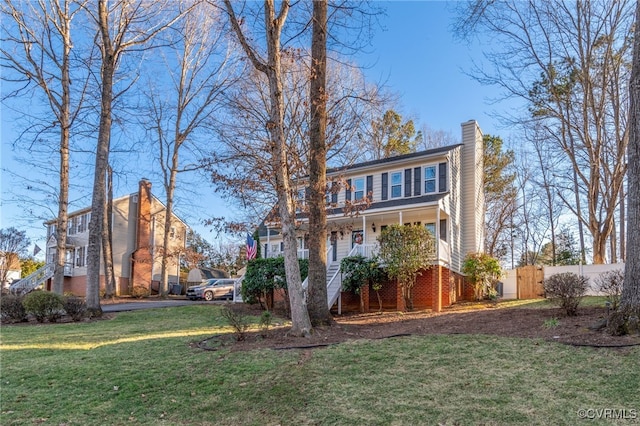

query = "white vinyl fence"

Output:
[[500, 263, 625, 300]]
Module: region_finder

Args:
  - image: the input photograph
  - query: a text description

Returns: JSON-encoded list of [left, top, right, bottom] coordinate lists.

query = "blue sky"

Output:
[[1, 1, 516, 251]]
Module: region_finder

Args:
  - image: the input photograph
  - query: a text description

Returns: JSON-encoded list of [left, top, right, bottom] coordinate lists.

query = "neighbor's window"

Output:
[[353, 177, 365, 201], [391, 171, 402, 198], [75, 246, 86, 267], [424, 165, 437, 194]]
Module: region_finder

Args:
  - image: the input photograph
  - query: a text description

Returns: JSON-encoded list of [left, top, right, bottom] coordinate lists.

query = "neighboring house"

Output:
[[261, 120, 484, 312], [0, 253, 21, 291], [43, 179, 189, 296]]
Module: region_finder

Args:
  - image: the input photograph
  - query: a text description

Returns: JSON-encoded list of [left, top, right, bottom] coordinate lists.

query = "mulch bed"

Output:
[[199, 302, 640, 352]]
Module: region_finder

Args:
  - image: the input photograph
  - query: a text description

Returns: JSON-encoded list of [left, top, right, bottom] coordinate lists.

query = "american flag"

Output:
[[246, 234, 257, 260]]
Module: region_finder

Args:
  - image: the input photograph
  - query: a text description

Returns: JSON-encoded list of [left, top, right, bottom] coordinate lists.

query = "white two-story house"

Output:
[[41, 179, 188, 297], [261, 120, 484, 312]]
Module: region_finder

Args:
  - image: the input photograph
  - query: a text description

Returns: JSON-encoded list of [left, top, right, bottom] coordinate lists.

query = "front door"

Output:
[[330, 232, 338, 262]]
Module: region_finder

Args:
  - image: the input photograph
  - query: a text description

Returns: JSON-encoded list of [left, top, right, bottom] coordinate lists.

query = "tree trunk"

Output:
[[102, 166, 116, 299], [307, 0, 332, 326], [53, 1, 72, 295], [160, 163, 178, 298], [609, 0, 640, 335], [224, 0, 312, 336], [86, 0, 115, 316]]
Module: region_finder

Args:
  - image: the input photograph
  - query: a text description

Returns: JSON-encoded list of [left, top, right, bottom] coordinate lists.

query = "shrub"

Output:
[[594, 269, 624, 311], [63, 296, 87, 321], [131, 285, 150, 299], [22, 290, 64, 323], [340, 255, 386, 311], [242, 258, 308, 308], [0, 294, 27, 323], [543, 272, 588, 316], [259, 310, 273, 336], [221, 306, 250, 341], [462, 252, 502, 301]]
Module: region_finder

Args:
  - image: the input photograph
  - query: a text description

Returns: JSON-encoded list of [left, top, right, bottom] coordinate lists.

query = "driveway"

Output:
[[101, 298, 219, 313]]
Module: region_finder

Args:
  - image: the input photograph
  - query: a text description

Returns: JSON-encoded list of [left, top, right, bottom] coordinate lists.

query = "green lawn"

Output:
[[1, 304, 638, 425]]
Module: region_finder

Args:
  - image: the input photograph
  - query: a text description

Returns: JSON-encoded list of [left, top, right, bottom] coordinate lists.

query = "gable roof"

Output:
[[44, 193, 189, 228], [326, 144, 462, 177]]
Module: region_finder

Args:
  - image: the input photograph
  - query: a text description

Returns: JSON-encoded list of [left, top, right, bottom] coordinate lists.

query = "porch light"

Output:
[[371, 223, 376, 233]]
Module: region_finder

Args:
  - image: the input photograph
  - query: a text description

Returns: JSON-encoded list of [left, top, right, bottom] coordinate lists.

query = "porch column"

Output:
[[362, 215, 367, 244], [399, 211, 403, 225], [436, 206, 441, 258], [266, 226, 270, 258]]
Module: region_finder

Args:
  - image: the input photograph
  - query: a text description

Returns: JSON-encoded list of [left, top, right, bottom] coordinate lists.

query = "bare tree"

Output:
[[223, 0, 312, 336], [456, 0, 633, 264], [0, 227, 31, 287], [141, 1, 240, 297], [83, 0, 188, 314], [1, 0, 90, 294]]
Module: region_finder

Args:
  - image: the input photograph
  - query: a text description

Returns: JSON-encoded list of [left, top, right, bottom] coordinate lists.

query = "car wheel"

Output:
[[204, 291, 214, 301]]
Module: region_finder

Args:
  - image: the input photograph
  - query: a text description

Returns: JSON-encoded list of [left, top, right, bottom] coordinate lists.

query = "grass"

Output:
[[2, 304, 639, 425], [498, 296, 609, 310]]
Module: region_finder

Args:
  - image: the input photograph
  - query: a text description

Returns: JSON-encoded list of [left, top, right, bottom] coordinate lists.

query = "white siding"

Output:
[[460, 120, 484, 258]]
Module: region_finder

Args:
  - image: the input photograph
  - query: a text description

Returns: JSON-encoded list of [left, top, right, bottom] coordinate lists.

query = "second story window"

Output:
[[353, 178, 365, 201], [391, 172, 402, 198], [68, 217, 78, 235], [424, 166, 437, 194], [296, 188, 306, 212]]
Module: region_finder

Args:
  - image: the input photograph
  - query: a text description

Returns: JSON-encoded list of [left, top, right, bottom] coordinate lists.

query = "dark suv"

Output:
[[186, 279, 235, 301]]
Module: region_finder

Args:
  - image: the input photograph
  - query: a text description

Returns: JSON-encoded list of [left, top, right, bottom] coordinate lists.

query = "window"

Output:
[[296, 188, 306, 212], [424, 166, 437, 194], [170, 227, 176, 238], [353, 178, 365, 201], [47, 248, 56, 264], [439, 219, 447, 241], [68, 217, 78, 235], [75, 246, 86, 267], [425, 223, 436, 237], [391, 172, 402, 198], [48, 225, 57, 238], [77, 213, 89, 233]]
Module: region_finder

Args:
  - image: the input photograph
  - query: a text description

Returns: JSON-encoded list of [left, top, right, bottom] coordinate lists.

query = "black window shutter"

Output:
[[366, 175, 373, 201], [404, 169, 411, 197], [331, 182, 338, 204], [414, 167, 421, 196], [439, 162, 447, 192], [381, 173, 388, 201], [439, 219, 447, 241], [345, 179, 352, 201]]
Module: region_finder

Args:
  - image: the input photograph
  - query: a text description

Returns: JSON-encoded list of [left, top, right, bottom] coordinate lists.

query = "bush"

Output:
[[22, 290, 65, 323], [131, 285, 150, 299], [0, 294, 27, 323], [221, 306, 250, 341], [543, 272, 588, 316], [260, 310, 273, 336], [242, 258, 308, 308], [63, 296, 87, 321], [594, 269, 624, 311]]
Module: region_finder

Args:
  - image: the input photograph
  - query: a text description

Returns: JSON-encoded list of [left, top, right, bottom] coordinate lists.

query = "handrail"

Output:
[[9, 263, 55, 295]]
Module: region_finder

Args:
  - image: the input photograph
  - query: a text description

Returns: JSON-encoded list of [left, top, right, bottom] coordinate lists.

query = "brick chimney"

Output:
[[131, 179, 153, 291]]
